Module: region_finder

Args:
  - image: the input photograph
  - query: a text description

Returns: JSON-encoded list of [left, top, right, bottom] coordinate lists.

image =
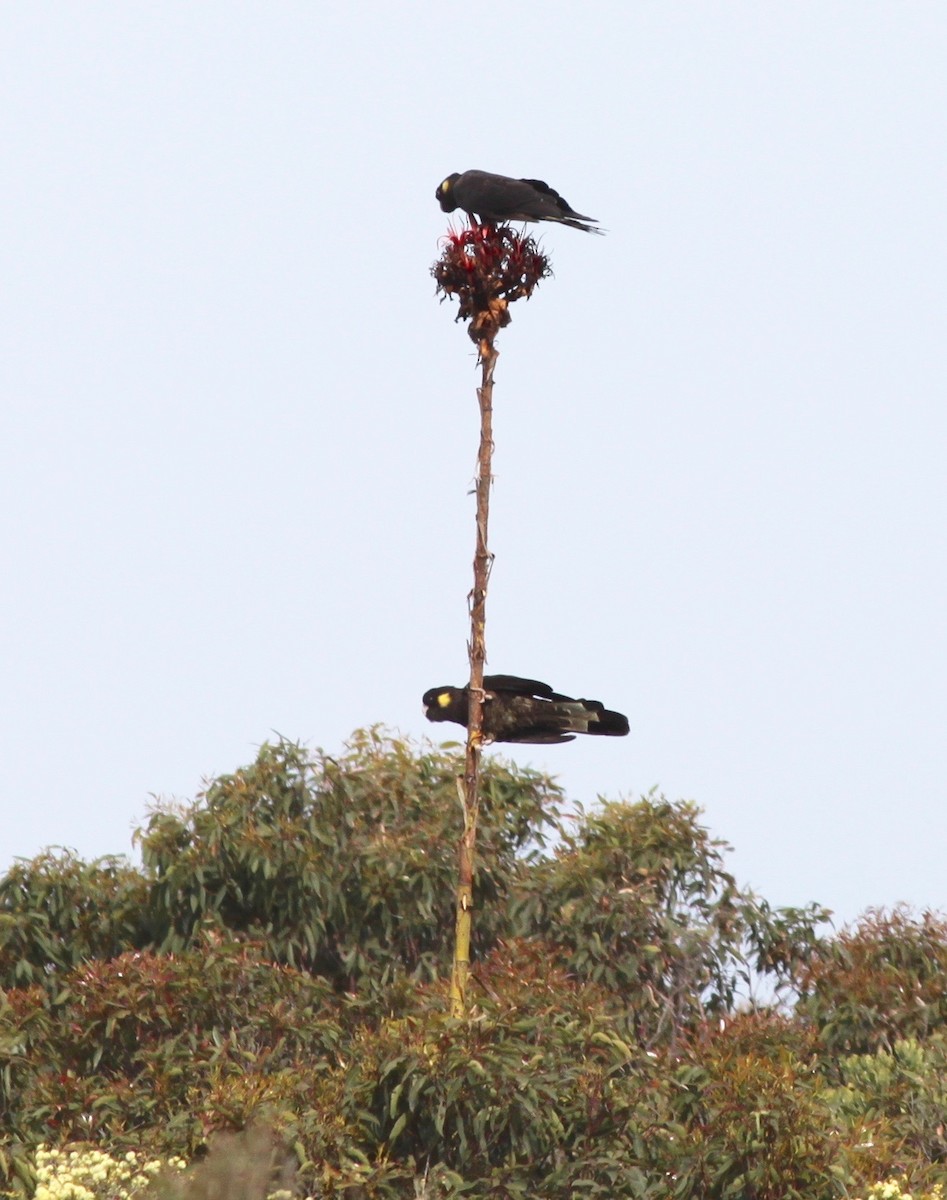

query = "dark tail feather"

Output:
[[558, 216, 605, 235], [581, 701, 630, 736]]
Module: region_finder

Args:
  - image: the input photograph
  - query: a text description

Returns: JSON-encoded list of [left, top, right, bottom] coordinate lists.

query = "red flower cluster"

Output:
[[432, 223, 551, 346]]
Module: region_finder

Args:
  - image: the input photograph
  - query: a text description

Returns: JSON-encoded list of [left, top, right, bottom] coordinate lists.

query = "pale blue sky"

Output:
[[2, 3, 945, 927]]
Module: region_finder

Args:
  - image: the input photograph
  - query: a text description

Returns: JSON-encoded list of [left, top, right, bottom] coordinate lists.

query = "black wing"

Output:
[[483, 674, 560, 699], [457, 172, 543, 218], [501, 729, 577, 745], [518, 178, 595, 222]]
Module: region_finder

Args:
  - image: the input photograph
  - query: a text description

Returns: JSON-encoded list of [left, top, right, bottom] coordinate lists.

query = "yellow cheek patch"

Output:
[[437, 692, 452, 707], [440, 178, 452, 192]]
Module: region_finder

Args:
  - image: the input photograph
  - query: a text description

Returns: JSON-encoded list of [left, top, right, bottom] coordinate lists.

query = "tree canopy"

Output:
[[1, 731, 944, 1199]]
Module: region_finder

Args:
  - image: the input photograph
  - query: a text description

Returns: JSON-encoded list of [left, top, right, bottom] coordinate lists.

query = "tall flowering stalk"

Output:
[[432, 224, 550, 1016]]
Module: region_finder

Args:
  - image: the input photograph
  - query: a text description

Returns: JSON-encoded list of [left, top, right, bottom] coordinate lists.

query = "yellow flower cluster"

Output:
[[32, 1145, 186, 1200], [859, 1182, 945, 1200]]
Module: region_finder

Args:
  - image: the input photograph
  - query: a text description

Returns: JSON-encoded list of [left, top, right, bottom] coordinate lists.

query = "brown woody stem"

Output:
[[450, 333, 497, 1018]]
